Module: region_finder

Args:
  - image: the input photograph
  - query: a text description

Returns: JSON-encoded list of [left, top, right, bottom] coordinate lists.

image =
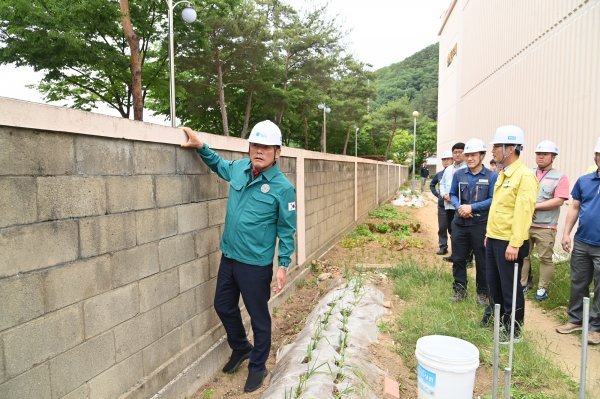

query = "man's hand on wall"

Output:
[[181, 127, 204, 149], [273, 267, 287, 294]]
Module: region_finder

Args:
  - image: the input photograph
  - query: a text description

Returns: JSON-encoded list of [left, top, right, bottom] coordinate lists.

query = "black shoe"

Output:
[[436, 248, 448, 255], [476, 293, 489, 306], [480, 313, 492, 327], [222, 347, 252, 374], [466, 260, 474, 269], [244, 368, 268, 393], [442, 256, 453, 263]]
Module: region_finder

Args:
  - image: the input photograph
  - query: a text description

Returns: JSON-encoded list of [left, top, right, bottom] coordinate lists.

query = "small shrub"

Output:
[[375, 223, 390, 234]]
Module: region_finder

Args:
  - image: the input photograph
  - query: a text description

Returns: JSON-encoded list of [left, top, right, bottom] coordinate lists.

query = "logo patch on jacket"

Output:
[[288, 202, 296, 211]]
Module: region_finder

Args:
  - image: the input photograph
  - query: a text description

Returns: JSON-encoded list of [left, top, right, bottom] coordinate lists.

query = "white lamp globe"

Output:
[[181, 7, 197, 23]]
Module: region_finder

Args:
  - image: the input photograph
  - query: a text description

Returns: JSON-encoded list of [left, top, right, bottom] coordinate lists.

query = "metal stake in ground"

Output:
[[579, 297, 590, 399], [505, 262, 519, 398], [492, 303, 501, 399]]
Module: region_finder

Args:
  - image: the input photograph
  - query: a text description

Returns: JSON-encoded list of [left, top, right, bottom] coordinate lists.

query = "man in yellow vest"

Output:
[[481, 125, 537, 342]]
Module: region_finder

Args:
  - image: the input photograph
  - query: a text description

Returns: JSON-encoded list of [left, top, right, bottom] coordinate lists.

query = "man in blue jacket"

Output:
[[182, 120, 297, 392], [449, 138, 497, 305], [430, 150, 453, 255]]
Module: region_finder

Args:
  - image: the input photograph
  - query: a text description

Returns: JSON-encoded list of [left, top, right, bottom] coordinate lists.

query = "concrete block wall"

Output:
[[357, 163, 378, 218], [0, 98, 407, 399], [304, 160, 355, 259]]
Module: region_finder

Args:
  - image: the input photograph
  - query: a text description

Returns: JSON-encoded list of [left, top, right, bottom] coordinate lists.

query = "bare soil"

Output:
[[193, 192, 599, 398]]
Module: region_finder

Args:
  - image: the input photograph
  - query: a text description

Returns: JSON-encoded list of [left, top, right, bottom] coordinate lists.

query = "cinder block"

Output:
[[0, 220, 79, 278], [181, 308, 220, 348], [75, 136, 134, 175], [0, 128, 74, 176], [160, 289, 197, 335], [106, 175, 154, 213], [2, 305, 83, 377], [135, 207, 177, 245], [133, 142, 176, 175], [49, 331, 115, 399], [207, 199, 227, 227], [194, 226, 220, 258], [208, 251, 221, 279], [191, 174, 220, 202], [114, 308, 161, 362], [0, 177, 37, 228], [142, 327, 181, 375], [0, 340, 5, 384], [139, 269, 179, 312], [161, 233, 198, 271], [383, 375, 400, 399], [45, 255, 112, 312], [176, 147, 210, 175], [60, 384, 88, 399], [84, 284, 139, 338], [0, 273, 44, 332], [0, 364, 51, 399], [195, 278, 217, 313], [179, 257, 210, 292], [177, 202, 209, 234], [79, 213, 137, 258], [88, 352, 142, 399], [111, 242, 159, 287], [155, 175, 191, 207]]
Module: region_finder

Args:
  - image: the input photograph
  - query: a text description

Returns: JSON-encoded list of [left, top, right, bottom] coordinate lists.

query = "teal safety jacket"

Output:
[[197, 144, 297, 267]]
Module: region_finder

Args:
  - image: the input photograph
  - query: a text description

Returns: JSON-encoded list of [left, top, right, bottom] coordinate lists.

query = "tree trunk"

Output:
[[215, 48, 229, 136], [303, 114, 309, 149], [241, 87, 254, 139], [275, 56, 290, 126], [385, 130, 395, 160], [119, 0, 143, 121], [342, 125, 352, 155]]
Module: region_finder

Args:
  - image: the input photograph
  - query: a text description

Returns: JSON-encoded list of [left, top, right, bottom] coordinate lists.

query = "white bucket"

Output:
[[415, 335, 480, 399]]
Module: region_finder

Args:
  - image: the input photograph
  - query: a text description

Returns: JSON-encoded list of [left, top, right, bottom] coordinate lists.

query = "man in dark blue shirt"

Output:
[[449, 138, 497, 305]]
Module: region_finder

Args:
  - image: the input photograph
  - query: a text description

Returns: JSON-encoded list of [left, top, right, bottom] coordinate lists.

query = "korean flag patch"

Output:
[[288, 202, 296, 211]]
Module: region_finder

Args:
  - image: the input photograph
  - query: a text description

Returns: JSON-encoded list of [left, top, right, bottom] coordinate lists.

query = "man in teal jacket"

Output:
[[182, 120, 296, 392]]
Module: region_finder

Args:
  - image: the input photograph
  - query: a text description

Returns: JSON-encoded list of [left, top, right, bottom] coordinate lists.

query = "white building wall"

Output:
[[437, 0, 600, 252]]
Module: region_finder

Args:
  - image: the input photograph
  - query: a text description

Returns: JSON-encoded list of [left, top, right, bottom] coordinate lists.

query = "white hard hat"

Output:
[[248, 120, 282, 146], [464, 138, 487, 154], [491, 125, 525, 146], [595, 137, 600, 153], [441, 150, 452, 159], [535, 140, 559, 154]]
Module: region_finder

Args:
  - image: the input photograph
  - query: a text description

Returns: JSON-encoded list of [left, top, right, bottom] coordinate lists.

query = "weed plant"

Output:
[[368, 204, 410, 220], [387, 259, 577, 398]]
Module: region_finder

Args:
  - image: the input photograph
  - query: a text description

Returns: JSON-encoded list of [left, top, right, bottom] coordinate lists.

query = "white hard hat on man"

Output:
[[441, 150, 453, 159], [535, 140, 559, 154], [464, 138, 487, 154], [595, 137, 600, 153], [248, 120, 282, 146], [491, 125, 525, 146]]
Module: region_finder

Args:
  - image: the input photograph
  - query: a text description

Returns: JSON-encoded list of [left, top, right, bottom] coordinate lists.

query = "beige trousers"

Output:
[[521, 227, 557, 289]]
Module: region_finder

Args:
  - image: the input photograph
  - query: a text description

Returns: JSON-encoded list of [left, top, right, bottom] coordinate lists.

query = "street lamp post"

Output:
[[354, 126, 359, 157], [412, 110, 419, 190], [167, 0, 197, 127], [318, 103, 331, 153]]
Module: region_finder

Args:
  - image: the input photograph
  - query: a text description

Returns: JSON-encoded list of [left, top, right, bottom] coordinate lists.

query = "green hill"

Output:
[[374, 43, 439, 120]]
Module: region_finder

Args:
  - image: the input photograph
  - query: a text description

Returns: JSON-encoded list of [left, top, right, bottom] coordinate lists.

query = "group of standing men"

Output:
[[431, 125, 600, 345]]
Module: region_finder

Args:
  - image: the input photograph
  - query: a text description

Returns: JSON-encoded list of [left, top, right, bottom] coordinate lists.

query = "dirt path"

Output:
[[417, 192, 600, 397]]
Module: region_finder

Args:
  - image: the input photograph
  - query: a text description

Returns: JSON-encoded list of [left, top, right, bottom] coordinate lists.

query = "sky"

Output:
[[0, 1, 447, 124]]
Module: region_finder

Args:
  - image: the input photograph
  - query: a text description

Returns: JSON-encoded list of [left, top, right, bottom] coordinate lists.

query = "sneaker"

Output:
[[556, 322, 583, 334], [589, 331, 600, 345], [476, 293, 489, 306], [522, 285, 529, 295], [222, 347, 253, 373], [535, 288, 548, 301], [436, 248, 448, 255], [499, 329, 523, 345], [449, 291, 467, 302], [244, 368, 269, 392]]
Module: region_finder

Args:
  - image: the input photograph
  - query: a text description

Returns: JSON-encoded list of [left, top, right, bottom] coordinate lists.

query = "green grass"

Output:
[[386, 259, 577, 398], [526, 256, 570, 323], [368, 204, 410, 220]]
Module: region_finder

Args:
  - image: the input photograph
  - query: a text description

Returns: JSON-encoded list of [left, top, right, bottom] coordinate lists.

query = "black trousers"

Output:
[[485, 238, 530, 332], [445, 209, 455, 236], [437, 205, 449, 250], [451, 221, 488, 295], [214, 256, 273, 372]]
